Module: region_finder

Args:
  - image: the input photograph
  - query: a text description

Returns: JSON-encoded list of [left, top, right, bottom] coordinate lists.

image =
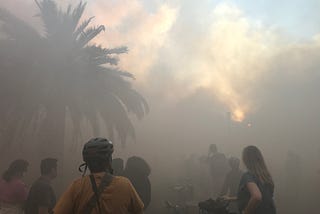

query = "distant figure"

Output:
[[207, 144, 229, 198], [124, 156, 151, 210], [220, 157, 243, 197], [25, 158, 57, 214], [284, 151, 302, 214], [54, 138, 144, 214], [0, 159, 29, 214], [181, 154, 199, 201], [237, 146, 276, 214], [112, 158, 124, 176]]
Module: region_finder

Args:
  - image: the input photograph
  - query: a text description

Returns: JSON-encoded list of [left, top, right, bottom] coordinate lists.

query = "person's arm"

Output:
[[243, 182, 262, 214], [127, 180, 144, 214], [38, 207, 49, 214]]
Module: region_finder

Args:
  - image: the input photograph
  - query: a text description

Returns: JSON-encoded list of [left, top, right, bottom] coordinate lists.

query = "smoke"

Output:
[[67, 0, 178, 81], [155, 2, 280, 122], [1, 1, 320, 212], [82, 1, 310, 123], [1, 0, 320, 128]]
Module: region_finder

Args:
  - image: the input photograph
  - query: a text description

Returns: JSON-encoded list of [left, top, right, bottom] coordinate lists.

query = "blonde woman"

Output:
[[237, 146, 276, 214]]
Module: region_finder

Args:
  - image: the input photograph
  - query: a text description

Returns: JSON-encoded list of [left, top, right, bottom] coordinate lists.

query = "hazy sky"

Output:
[[228, 0, 320, 38], [1, 0, 320, 123]]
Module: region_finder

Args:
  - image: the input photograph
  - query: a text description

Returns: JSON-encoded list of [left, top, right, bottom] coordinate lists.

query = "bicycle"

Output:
[[198, 197, 238, 214]]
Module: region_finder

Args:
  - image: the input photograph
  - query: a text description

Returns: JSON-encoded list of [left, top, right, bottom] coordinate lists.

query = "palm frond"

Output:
[[71, 1, 86, 32], [0, 8, 40, 41], [73, 16, 94, 40], [81, 45, 130, 66], [99, 93, 136, 146], [77, 25, 105, 47], [99, 67, 135, 79], [104, 47, 128, 55], [35, 0, 60, 37]]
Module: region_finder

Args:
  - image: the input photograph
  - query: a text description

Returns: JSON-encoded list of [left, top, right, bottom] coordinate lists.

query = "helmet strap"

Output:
[[78, 163, 88, 177]]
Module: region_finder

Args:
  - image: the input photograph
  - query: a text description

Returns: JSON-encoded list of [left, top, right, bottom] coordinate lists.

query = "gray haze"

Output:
[[1, 0, 320, 213]]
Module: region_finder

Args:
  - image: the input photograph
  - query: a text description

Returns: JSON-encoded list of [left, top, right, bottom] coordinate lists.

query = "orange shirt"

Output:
[[54, 173, 144, 214]]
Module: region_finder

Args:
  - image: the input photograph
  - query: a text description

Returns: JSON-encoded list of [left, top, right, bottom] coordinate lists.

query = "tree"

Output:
[[0, 0, 148, 158]]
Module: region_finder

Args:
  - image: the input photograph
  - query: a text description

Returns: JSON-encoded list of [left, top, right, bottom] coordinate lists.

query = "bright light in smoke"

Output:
[[189, 3, 276, 123], [232, 108, 245, 122]]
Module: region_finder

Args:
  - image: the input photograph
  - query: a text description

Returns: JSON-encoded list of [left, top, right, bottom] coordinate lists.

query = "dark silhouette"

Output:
[[25, 158, 58, 214], [0, 159, 29, 213], [112, 158, 124, 176], [0, 0, 148, 161], [207, 144, 229, 198], [220, 157, 243, 197], [124, 156, 152, 210]]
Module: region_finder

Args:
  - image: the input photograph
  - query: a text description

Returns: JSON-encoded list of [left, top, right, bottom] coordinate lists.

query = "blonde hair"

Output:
[[243, 146, 274, 187]]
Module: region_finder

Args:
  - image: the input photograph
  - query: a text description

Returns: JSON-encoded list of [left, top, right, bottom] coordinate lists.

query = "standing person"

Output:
[[112, 158, 124, 176], [238, 146, 276, 214], [220, 157, 243, 197], [207, 144, 229, 198], [54, 138, 144, 214], [25, 158, 57, 214], [123, 156, 152, 210], [0, 159, 29, 214]]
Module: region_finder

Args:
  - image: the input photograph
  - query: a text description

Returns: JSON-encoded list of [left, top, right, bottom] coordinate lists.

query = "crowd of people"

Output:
[[0, 138, 278, 214], [194, 144, 275, 214], [0, 158, 57, 214]]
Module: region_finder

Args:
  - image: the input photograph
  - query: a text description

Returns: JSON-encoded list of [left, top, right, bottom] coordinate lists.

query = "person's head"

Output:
[[112, 158, 124, 175], [209, 144, 218, 154], [82, 137, 114, 173], [228, 157, 240, 170], [125, 156, 151, 176], [2, 159, 29, 182], [41, 158, 58, 179], [242, 145, 274, 187]]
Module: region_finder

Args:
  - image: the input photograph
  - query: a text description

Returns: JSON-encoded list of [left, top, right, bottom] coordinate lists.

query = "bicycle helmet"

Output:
[[82, 137, 114, 163]]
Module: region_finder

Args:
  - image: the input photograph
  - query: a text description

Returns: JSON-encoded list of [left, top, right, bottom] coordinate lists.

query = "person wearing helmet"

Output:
[[53, 138, 144, 214]]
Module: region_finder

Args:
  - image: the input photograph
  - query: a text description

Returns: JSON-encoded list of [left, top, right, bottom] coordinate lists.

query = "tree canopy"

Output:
[[0, 0, 148, 150]]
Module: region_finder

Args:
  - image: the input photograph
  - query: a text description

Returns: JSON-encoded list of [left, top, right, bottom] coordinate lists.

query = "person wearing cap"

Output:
[[53, 137, 144, 214]]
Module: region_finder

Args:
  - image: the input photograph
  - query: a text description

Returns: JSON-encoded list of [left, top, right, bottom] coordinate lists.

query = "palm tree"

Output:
[[0, 0, 148, 159]]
